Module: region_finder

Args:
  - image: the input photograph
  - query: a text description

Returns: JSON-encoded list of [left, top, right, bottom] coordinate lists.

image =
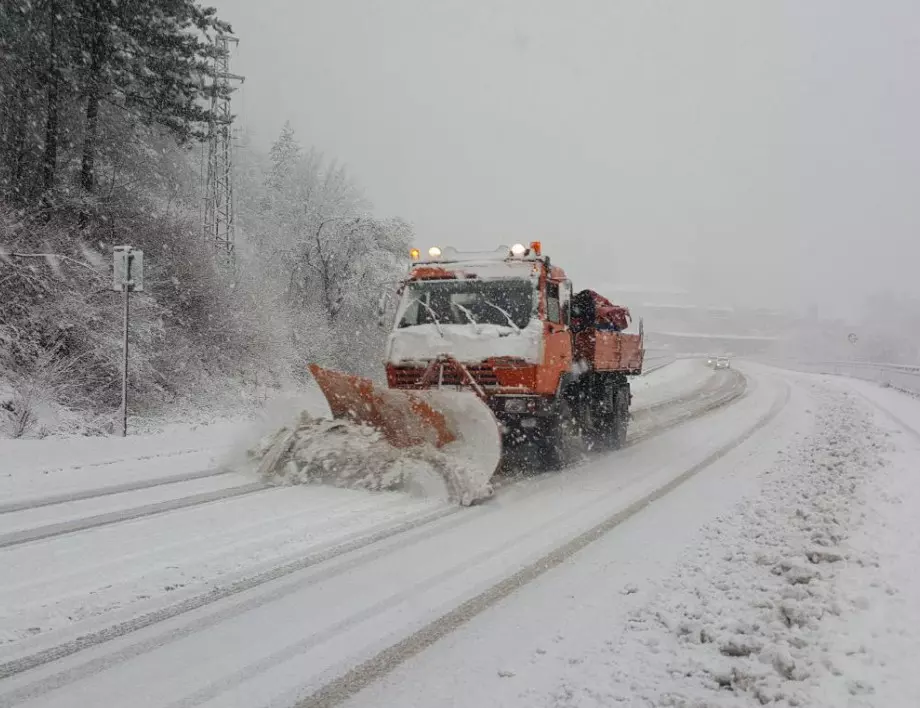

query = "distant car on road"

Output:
[[714, 356, 731, 370]]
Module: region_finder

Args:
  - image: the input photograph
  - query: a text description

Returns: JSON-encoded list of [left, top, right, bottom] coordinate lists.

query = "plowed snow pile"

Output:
[[249, 413, 492, 506]]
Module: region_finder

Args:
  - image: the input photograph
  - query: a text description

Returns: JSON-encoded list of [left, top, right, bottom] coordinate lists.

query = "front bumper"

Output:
[[487, 395, 559, 442]]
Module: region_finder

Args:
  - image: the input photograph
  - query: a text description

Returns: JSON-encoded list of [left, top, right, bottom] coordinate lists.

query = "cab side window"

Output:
[[560, 281, 572, 325], [546, 282, 561, 323]]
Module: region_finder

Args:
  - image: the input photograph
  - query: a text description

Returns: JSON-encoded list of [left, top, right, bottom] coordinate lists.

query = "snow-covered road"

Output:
[[0, 359, 719, 651], [2, 361, 916, 707], [340, 368, 920, 708]]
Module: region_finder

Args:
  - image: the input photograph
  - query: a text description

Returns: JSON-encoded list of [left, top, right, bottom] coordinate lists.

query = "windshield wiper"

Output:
[[481, 300, 521, 334], [452, 302, 482, 333], [405, 297, 444, 337]]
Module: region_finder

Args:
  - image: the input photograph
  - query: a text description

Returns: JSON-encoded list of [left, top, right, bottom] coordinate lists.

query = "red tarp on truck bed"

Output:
[[571, 289, 643, 373], [579, 290, 631, 331]]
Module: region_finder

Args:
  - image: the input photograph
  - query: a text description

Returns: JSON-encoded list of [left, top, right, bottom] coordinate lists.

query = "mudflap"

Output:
[[308, 364, 501, 504]]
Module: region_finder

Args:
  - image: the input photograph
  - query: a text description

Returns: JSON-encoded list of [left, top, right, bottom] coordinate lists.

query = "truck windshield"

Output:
[[398, 279, 534, 329]]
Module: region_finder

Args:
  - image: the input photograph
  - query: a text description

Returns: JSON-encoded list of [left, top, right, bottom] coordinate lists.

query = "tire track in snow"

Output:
[[630, 369, 746, 440], [13, 445, 225, 477], [0, 368, 749, 686], [0, 505, 463, 686], [0, 468, 234, 515], [0, 482, 268, 549], [296, 378, 790, 708]]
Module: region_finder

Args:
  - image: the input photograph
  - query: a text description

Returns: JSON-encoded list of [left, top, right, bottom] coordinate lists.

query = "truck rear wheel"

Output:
[[610, 384, 630, 449], [591, 379, 629, 450]]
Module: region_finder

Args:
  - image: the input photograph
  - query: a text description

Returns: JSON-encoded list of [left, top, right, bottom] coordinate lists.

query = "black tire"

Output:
[[610, 384, 630, 449], [540, 399, 579, 470], [591, 379, 629, 450], [514, 440, 546, 476]]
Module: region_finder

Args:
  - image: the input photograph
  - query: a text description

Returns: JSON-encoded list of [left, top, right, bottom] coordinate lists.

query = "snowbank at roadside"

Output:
[[543, 379, 902, 707], [814, 380, 920, 707]]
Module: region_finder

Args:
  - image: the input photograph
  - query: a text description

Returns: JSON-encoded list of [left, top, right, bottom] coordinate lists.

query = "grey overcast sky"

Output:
[[214, 0, 920, 315]]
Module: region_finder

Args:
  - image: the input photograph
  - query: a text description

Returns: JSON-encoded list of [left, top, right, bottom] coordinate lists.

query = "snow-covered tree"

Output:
[[0, 5, 414, 433], [240, 124, 413, 375], [0, 0, 231, 205], [266, 121, 301, 193]]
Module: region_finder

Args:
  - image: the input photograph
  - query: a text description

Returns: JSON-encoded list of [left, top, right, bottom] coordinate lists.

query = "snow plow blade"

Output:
[[307, 364, 501, 504]]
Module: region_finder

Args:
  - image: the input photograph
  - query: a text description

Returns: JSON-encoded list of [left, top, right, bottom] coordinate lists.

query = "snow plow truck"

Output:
[[307, 242, 644, 500]]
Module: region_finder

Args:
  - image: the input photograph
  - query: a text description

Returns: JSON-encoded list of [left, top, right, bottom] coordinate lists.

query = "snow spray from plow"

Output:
[[252, 365, 500, 506]]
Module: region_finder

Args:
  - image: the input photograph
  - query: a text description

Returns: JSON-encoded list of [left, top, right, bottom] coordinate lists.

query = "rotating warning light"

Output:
[[428, 246, 442, 258], [529, 241, 542, 256], [409, 248, 420, 261], [510, 243, 527, 257]]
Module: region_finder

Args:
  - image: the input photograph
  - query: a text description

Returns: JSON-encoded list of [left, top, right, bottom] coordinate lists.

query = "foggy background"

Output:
[[215, 0, 920, 318]]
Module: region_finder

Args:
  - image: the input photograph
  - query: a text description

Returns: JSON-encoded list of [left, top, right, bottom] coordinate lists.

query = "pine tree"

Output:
[[0, 0, 232, 204], [0, 0, 81, 202], [73, 0, 233, 194], [267, 122, 301, 192]]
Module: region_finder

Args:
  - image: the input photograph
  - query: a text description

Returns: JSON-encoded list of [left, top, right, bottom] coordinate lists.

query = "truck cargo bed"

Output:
[[575, 330, 644, 374]]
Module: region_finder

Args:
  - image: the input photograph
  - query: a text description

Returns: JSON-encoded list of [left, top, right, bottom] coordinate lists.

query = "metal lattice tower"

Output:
[[203, 34, 244, 268]]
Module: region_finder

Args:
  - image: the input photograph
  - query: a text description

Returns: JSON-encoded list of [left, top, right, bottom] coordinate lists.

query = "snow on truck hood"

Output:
[[386, 319, 543, 365]]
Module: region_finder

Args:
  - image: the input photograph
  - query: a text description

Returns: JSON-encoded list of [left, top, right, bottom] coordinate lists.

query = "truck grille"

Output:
[[389, 364, 499, 388]]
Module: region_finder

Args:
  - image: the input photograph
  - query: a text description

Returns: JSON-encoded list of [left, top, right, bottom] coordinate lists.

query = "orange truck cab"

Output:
[[384, 243, 644, 454]]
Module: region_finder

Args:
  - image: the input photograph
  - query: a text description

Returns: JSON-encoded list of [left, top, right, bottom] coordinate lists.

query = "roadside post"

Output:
[[113, 246, 144, 436]]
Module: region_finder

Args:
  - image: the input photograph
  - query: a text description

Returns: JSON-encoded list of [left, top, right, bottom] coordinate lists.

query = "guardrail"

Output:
[[766, 360, 920, 396]]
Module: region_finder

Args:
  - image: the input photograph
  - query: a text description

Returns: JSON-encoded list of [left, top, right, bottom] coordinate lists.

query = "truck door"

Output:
[[539, 280, 573, 394]]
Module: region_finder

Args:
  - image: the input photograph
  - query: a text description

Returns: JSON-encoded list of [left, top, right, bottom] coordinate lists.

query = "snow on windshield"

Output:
[[398, 279, 535, 330]]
